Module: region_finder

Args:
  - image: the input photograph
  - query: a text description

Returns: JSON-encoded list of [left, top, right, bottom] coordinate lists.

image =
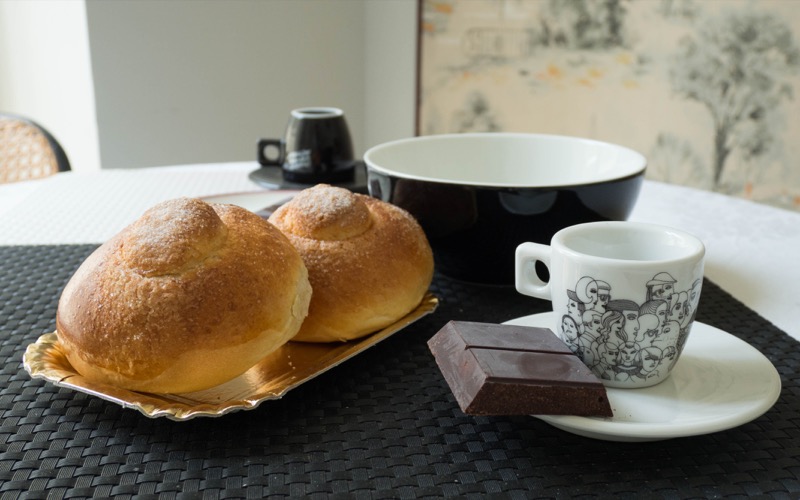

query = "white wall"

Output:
[[0, 0, 417, 171], [364, 0, 418, 149], [0, 0, 100, 173], [85, 0, 418, 170]]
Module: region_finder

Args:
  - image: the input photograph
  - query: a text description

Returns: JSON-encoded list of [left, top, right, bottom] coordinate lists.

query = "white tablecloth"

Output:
[[1, 162, 798, 341]]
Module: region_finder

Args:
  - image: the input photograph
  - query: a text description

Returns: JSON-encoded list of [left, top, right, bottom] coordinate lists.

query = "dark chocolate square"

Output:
[[428, 321, 613, 417]]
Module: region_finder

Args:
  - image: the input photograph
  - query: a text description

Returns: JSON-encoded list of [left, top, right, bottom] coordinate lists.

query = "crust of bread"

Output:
[[270, 185, 433, 342], [56, 198, 311, 393]]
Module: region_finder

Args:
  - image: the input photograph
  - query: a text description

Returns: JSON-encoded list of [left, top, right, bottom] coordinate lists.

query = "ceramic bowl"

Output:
[[363, 133, 646, 284]]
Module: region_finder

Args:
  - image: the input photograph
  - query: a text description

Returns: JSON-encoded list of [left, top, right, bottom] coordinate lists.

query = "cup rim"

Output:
[[291, 107, 344, 119], [553, 221, 705, 265]]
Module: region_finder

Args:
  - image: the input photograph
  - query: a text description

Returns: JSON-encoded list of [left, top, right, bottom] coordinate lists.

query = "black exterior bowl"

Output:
[[364, 133, 646, 285]]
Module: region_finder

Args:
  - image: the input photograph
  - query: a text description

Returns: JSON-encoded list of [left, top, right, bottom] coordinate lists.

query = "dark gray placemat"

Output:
[[0, 245, 797, 499]]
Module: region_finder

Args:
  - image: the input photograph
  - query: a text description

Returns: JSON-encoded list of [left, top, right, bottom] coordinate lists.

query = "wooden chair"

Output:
[[0, 113, 70, 183]]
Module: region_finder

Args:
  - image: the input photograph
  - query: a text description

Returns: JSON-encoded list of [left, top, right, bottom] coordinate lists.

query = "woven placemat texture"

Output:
[[1, 245, 798, 499]]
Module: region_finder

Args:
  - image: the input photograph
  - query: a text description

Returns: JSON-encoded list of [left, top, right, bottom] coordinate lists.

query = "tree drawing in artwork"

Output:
[[670, 10, 800, 190], [537, 0, 631, 50], [453, 92, 501, 132]]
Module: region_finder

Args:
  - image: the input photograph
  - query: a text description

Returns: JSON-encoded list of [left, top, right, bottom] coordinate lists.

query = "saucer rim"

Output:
[[503, 312, 782, 442], [248, 162, 368, 192]]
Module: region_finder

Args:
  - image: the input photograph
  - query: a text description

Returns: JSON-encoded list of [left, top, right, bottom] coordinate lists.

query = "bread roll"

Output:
[[269, 184, 434, 342], [56, 198, 311, 393]]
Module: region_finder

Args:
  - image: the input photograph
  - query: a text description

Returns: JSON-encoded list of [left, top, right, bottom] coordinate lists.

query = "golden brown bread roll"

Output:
[[269, 184, 434, 342], [56, 198, 311, 393]]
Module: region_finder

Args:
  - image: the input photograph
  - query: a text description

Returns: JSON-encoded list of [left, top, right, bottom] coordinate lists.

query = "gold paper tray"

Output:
[[23, 293, 439, 421]]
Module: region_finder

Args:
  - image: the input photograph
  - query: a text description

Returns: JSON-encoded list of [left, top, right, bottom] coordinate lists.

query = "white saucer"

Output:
[[504, 312, 782, 442]]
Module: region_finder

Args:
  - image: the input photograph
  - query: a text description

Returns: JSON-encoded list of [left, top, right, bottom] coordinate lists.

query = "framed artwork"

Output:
[[417, 0, 800, 211]]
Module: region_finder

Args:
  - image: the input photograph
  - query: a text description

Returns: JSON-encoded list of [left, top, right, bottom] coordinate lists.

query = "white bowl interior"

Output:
[[364, 133, 646, 188]]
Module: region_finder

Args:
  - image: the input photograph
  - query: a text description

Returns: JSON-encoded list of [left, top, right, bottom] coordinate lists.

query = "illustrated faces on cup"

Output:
[[659, 320, 682, 347], [560, 272, 699, 385], [581, 309, 602, 340], [607, 299, 640, 341], [639, 346, 663, 376], [560, 314, 580, 344], [565, 290, 585, 328], [689, 279, 702, 312], [574, 277, 610, 313], [639, 299, 668, 329], [646, 272, 677, 303], [668, 291, 692, 327], [617, 342, 639, 369], [595, 282, 610, 312], [599, 310, 625, 345], [598, 341, 620, 368], [636, 313, 660, 345]]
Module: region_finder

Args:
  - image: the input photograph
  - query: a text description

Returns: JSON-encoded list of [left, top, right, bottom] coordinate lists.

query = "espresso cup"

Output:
[[515, 221, 705, 389], [257, 107, 356, 184]]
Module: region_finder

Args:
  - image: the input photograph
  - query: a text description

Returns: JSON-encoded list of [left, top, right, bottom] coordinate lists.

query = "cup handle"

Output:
[[515, 242, 552, 300], [257, 139, 283, 166]]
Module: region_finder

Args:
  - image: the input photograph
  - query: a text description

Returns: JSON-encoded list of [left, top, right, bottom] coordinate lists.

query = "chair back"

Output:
[[0, 113, 70, 183]]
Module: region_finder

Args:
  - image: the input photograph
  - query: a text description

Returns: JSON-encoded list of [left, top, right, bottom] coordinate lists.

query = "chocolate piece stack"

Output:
[[428, 321, 613, 417]]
